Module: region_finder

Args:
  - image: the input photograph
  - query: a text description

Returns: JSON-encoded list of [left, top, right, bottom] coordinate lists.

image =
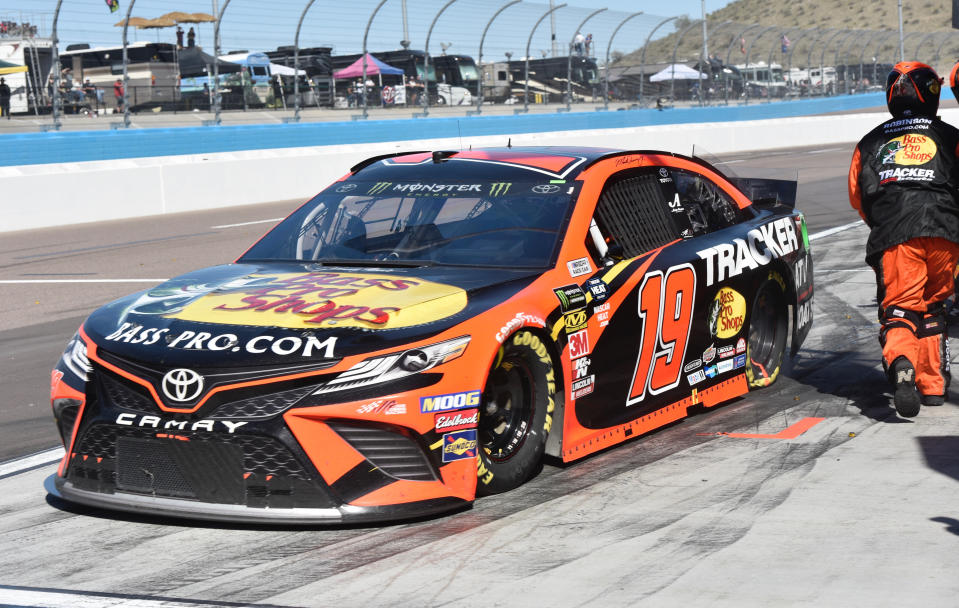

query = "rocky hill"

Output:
[[620, 0, 959, 73]]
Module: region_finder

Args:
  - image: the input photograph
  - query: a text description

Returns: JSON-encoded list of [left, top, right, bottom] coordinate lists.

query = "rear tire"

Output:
[[476, 330, 555, 495], [746, 274, 788, 389]]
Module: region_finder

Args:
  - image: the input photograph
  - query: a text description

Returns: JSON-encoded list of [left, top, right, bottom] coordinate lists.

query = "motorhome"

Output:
[[60, 42, 178, 110], [0, 34, 53, 114]]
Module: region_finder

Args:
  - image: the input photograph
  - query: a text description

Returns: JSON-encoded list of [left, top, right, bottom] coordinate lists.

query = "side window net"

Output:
[[595, 173, 678, 258]]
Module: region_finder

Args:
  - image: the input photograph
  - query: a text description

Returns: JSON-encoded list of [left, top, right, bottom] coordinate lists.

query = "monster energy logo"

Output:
[[368, 182, 393, 195], [489, 182, 512, 196]]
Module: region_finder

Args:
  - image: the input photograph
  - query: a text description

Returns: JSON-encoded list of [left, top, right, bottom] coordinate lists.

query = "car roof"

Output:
[[349, 147, 728, 183]]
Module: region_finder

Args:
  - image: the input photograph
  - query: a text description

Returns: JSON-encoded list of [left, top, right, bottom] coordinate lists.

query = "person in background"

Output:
[[187, 27, 195, 48], [848, 62, 959, 417], [175, 25, 184, 49], [0, 77, 10, 119], [113, 78, 124, 112]]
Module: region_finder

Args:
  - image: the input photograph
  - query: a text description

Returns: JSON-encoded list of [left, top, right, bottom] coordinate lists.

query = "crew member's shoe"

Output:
[[891, 357, 921, 417], [921, 394, 945, 406]]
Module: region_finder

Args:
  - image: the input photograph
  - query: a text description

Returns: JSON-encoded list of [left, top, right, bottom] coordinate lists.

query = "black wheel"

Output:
[[476, 330, 555, 495], [746, 274, 789, 389]]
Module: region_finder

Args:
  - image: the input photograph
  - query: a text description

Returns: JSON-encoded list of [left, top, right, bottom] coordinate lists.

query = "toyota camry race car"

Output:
[[49, 147, 813, 523]]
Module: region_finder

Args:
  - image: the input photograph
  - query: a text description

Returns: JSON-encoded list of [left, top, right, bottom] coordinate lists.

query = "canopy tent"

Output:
[[333, 53, 403, 79], [649, 64, 706, 82], [269, 63, 306, 77], [0, 59, 28, 75], [177, 47, 242, 78], [158, 11, 216, 23]]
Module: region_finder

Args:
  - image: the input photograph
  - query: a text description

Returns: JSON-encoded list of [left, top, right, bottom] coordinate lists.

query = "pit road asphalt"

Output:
[[0, 142, 957, 607]]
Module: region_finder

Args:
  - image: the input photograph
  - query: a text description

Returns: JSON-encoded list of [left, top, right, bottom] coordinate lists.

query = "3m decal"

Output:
[[420, 390, 481, 413], [696, 217, 799, 286], [434, 409, 478, 432], [171, 272, 467, 330], [564, 309, 588, 334], [627, 263, 697, 405], [442, 429, 478, 462], [567, 257, 593, 278], [554, 284, 587, 312], [878, 133, 937, 165], [709, 287, 746, 339], [568, 328, 590, 359]]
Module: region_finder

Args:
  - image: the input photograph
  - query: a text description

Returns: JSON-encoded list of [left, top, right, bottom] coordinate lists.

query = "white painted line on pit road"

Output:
[[0, 447, 64, 478], [212, 217, 285, 229], [0, 279, 170, 284], [0, 586, 260, 608], [809, 219, 864, 241]]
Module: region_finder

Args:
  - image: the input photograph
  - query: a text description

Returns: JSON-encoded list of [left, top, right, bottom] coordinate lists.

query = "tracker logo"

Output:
[[161, 368, 204, 402], [420, 390, 481, 413], [878, 167, 935, 183], [696, 217, 799, 286]]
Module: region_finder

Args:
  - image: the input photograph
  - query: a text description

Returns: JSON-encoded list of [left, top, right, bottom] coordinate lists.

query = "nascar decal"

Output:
[[170, 272, 467, 329], [696, 217, 799, 286], [442, 429, 478, 462], [878, 134, 936, 165], [707, 287, 746, 339], [627, 263, 697, 405], [357, 399, 407, 415], [420, 390, 481, 413], [104, 322, 338, 358]]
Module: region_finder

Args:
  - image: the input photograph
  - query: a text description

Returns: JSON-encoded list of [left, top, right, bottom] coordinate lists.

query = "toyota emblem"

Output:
[[336, 183, 358, 192], [532, 184, 561, 194], [161, 368, 204, 402]]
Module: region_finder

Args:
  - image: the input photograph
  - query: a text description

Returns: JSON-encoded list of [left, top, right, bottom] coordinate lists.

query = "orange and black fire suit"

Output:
[[849, 115, 959, 397]]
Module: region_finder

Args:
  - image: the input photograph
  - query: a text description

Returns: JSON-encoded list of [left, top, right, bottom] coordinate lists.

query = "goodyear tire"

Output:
[[476, 330, 555, 495], [746, 273, 789, 389]]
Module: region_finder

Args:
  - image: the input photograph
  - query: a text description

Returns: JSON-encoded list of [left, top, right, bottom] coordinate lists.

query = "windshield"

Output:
[[241, 180, 578, 268], [459, 63, 480, 83]]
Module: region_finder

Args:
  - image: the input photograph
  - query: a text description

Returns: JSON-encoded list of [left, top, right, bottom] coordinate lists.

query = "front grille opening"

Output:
[[98, 373, 157, 414], [210, 385, 316, 420], [328, 421, 437, 482], [55, 402, 81, 445]]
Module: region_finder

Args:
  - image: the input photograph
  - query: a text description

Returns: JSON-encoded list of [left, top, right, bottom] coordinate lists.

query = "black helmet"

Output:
[[886, 61, 941, 118]]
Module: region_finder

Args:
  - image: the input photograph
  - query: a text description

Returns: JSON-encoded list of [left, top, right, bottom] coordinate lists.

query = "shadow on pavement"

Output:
[[917, 435, 959, 484]]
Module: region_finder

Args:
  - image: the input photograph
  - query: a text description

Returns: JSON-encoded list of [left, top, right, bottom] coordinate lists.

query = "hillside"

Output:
[[619, 0, 959, 74]]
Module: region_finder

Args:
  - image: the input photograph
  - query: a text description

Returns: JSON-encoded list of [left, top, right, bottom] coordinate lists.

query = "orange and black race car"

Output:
[[49, 147, 813, 523]]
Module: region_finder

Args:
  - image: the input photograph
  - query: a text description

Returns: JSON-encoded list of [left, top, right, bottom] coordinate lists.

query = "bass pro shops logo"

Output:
[[878, 134, 937, 166]]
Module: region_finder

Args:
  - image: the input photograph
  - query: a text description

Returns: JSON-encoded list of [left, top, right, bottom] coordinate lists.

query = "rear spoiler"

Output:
[[728, 177, 798, 211]]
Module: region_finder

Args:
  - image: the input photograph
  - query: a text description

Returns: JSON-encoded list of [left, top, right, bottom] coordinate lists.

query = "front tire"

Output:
[[746, 274, 788, 389], [476, 330, 555, 495]]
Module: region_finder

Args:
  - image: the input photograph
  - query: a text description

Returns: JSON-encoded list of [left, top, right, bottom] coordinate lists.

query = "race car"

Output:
[[49, 147, 814, 523]]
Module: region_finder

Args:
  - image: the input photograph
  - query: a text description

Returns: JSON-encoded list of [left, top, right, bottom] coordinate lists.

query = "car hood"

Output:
[[83, 262, 542, 367]]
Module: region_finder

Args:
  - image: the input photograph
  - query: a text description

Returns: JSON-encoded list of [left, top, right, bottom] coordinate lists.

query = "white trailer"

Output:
[[0, 36, 53, 114]]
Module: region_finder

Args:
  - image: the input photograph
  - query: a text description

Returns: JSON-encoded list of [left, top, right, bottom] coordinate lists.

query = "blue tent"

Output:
[[332, 53, 404, 79]]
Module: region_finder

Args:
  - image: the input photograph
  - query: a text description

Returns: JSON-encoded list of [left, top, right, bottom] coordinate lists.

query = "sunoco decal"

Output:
[[169, 272, 467, 330], [442, 429, 478, 462]]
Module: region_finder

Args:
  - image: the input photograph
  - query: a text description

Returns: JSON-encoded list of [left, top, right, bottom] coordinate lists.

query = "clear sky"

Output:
[[0, 1, 733, 61]]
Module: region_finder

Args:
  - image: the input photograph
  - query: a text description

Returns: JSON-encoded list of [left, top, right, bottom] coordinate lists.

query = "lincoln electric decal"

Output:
[[169, 272, 468, 329]]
